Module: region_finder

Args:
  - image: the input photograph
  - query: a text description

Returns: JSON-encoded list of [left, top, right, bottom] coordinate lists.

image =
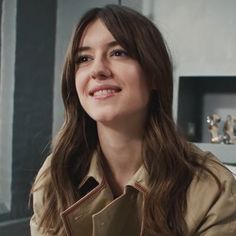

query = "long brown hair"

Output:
[[33, 5, 220, 236]]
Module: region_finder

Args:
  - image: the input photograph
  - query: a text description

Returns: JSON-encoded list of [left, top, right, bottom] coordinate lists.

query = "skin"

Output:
[[75, 19, 150, 197]]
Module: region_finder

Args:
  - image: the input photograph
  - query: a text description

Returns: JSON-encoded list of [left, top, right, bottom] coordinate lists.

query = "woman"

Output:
[[30, 4, 236, 236]]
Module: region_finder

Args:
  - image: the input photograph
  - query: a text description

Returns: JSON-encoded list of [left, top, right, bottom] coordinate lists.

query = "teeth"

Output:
[[93, 89, 116, 96]]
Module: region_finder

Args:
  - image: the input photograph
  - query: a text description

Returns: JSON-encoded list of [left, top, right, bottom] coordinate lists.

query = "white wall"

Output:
[[142, 0, 236, 121], [147, 0, 236, 73], [142, 0, 236, 74]]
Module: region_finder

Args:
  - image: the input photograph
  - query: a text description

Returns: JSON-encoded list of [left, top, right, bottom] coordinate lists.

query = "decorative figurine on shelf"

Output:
[[207, 114, 223, 143], [223, 115, 236, 144]]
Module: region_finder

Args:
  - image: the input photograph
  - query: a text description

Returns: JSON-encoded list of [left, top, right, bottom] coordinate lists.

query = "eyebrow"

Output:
[[77, 40, 120, 53]]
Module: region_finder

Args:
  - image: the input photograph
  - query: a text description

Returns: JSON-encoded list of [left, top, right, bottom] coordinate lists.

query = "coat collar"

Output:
[[79, 150, 149, 193]]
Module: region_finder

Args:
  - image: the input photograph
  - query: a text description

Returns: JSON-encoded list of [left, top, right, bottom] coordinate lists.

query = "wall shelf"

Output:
[[195, 143, 236, 164], [177, 76, 236, 164]]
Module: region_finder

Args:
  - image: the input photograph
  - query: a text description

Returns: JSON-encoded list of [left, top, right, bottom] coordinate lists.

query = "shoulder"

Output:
[[37, 154, 52, 177], [189, 148, 236, 203], [32, 154, 52, 207], [186, 147, 236, 235], [189, 144, 235, 185], [33, 154, 52, 191], [30, 155, 52, 234]]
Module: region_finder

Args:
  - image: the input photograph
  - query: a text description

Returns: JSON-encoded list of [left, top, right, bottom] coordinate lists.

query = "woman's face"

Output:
[[75, 19, 150, 125]]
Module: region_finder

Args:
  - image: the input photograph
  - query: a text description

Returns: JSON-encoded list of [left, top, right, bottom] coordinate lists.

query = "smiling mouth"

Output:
[[92, 89, 120, 97], [89, 86, 122, 98]]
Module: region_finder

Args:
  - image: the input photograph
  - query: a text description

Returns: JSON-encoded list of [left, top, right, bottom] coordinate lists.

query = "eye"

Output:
[[75, 55, 92, 65], [110, 49, 128, 57]]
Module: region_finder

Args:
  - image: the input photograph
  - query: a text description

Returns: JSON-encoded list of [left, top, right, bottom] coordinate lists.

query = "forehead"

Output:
[[79, 19, 115, 47]]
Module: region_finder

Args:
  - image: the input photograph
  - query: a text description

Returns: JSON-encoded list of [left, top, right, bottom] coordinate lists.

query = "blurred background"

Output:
[[0, 0, 235, 235]]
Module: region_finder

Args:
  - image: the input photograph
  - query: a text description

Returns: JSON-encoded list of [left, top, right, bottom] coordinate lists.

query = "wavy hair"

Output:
[[32, 5, 220, 236]]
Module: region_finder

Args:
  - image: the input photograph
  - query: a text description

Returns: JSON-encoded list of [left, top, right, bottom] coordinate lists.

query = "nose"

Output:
[[90, 57, 112, 80]]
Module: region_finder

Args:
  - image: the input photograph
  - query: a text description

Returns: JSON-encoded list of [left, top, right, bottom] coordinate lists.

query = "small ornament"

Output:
[[223, 115, 236, 144], [207, 114, 223, 143]]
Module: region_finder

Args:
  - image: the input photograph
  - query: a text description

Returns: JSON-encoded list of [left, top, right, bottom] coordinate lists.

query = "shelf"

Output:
[[177, 76, 236, 143], [195, 143, 236, 164]]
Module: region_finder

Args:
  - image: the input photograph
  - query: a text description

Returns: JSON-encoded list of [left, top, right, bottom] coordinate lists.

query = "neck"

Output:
[[97, 119, 145, 196]]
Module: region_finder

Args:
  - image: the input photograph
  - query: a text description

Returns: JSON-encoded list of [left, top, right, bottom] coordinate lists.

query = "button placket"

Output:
[[92, 190, 140, 236]]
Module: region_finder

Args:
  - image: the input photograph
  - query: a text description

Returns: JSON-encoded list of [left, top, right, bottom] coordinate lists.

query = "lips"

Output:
[[89, 85, 122, 97]]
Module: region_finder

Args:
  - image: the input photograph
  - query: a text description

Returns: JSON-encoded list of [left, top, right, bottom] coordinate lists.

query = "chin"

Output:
[[94, 116, 117, 124], [88, 112, 117, 123]]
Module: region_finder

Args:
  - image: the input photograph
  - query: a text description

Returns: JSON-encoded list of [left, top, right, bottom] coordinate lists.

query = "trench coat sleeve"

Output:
[[199, 174, 236, 235], [187, 161, 236, 236], [30, 156, 54, 236]]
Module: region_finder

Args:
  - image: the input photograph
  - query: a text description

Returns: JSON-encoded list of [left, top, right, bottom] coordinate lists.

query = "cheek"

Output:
[[75, 78, 81, 98], [75, 72, 87, 100]]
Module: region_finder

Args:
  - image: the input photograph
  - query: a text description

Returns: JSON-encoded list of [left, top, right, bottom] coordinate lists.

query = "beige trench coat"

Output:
[[30, 149, 236, 236]]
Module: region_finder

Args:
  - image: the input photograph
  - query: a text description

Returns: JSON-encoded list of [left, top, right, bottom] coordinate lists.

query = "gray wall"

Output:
[[0, 0, 17, 212], [0, 0, 56, 235]]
